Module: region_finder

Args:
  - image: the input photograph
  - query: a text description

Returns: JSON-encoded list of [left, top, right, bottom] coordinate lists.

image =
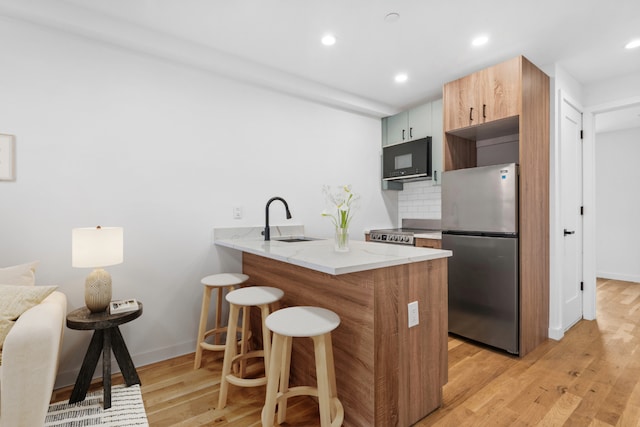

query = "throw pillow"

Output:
[[0, 284, 57, 351], [0, 261, 39, 286]]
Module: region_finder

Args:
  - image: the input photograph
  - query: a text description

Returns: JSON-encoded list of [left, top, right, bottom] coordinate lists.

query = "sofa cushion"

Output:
[[0, 284, 57, 353], [0, 261, 39, 286]]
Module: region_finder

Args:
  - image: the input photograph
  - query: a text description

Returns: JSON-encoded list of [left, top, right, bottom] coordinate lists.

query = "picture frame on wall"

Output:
[[0, 134, 16, 181]]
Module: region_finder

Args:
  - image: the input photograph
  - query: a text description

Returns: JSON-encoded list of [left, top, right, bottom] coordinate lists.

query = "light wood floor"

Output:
[[52, 278, 640, 426]]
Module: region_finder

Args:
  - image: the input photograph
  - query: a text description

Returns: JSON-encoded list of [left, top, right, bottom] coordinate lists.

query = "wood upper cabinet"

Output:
[[443, 71, 478, 131], [482, 57, 520, 123], [444, 56, 520, 132]]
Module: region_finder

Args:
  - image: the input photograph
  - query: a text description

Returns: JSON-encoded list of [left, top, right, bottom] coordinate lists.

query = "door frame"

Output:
[[583, 95, 640, 321]]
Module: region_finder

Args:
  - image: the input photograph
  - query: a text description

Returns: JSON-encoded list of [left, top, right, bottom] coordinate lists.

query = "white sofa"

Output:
[[0, 291, 67, 427]]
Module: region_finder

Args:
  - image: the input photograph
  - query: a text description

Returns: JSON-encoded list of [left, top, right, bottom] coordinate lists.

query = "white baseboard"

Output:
[[55, 340, 197, 390], [596, 271, 640, 283], [548, 326, 564, 341]]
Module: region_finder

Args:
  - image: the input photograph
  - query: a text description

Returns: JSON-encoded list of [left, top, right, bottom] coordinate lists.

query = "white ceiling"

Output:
[[2, 0, 639, 122]]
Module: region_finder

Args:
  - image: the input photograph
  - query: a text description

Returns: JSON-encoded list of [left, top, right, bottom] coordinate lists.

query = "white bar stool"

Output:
[[194, 273, 249, 369], [261, 306, 344, 427], [217, 286, 284, 410]]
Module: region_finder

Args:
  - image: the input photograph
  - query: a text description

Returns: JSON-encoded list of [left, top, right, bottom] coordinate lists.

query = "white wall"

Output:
[[594, 127, 640, 282], [582, 72, 640, 320], [0, 17, 396, 387]]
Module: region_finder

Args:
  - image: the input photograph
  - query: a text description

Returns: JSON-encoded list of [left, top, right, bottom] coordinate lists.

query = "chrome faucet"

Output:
[[263, 196, 292, 241]]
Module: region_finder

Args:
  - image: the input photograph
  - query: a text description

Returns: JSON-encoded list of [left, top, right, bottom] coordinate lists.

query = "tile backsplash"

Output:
[[398, 180, 441, 225]]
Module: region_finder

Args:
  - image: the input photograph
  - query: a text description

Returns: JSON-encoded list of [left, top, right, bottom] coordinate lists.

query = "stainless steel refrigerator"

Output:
[[442, 163, 519, 354]]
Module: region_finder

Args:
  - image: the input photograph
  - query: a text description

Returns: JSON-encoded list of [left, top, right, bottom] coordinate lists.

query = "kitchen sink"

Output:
[[273, 237, 321, 243]]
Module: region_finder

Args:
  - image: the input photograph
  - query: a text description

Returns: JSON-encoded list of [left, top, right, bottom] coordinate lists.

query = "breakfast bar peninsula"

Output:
[[214, 226, 452, 427]]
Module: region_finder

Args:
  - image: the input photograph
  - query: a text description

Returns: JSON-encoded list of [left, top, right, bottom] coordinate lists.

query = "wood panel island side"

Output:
[[214, 227, 452, 427]]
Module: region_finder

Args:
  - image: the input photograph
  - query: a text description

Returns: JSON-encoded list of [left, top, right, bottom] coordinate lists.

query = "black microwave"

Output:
[[382, 137, 432, 181]]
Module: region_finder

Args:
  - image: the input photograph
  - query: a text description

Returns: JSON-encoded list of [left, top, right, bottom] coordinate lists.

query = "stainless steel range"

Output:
[[369, 219, 441, 246]]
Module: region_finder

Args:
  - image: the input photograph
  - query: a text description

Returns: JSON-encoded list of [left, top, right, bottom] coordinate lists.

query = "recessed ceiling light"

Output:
[[472, 35, 489, 47], [625, 39, 640, 49], [395, 73, 408, 83], [321, 34, 336, 46], [384, 12, 400, 23]]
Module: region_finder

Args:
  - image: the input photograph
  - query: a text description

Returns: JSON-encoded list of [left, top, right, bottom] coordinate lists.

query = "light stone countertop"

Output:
[[213, 225, 451, 275]]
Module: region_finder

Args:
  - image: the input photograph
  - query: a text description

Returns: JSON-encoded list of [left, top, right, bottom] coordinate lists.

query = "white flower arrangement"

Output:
[[321, 184, 359, 230]]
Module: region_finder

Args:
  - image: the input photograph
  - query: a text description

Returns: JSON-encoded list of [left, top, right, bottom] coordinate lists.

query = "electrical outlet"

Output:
[[408, 301, 419, 328], [233, 206, 243, 219]]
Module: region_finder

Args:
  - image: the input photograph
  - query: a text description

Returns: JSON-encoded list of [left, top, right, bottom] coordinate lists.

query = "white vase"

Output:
[[84, 267, 112, 313], [335, 227, 349, 252]]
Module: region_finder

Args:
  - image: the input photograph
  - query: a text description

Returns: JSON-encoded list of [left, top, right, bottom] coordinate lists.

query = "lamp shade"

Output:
[[72, 226, 123, 268]]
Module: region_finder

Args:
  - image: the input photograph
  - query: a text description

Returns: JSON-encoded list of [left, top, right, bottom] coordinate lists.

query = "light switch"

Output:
[[0, 134, 15, 181]]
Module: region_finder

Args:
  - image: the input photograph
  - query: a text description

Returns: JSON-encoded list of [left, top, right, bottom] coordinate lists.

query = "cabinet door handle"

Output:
[[402, 129, 405, 140], [469, 107, 473, 121], [564, 229, 575, 236], [483, 104, 487, 119], [409, 127, 413, 138], [434, 170, 438, 182]]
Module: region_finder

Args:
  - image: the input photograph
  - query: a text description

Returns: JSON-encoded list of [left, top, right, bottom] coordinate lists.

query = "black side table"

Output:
[[67, 302, 143, 409]]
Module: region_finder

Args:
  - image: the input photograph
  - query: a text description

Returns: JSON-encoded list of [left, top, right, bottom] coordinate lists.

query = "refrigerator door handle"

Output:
[[564, 229, 575, 236]]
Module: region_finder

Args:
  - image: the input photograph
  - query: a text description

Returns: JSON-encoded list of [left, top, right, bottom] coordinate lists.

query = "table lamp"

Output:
[[72, 226, 123, 313]]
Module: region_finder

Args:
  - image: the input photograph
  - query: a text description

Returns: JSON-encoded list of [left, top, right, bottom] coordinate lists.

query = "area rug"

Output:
[[45, 384, 149, 426]]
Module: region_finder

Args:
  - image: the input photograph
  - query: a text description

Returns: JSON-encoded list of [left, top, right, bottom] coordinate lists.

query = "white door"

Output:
[[561, 98, 584, 330]]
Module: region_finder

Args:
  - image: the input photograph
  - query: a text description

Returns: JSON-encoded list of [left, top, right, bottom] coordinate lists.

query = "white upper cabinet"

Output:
[[384, 102, 432, 146], [407, 102, 432, 142], [385, 111, 406, 146]]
